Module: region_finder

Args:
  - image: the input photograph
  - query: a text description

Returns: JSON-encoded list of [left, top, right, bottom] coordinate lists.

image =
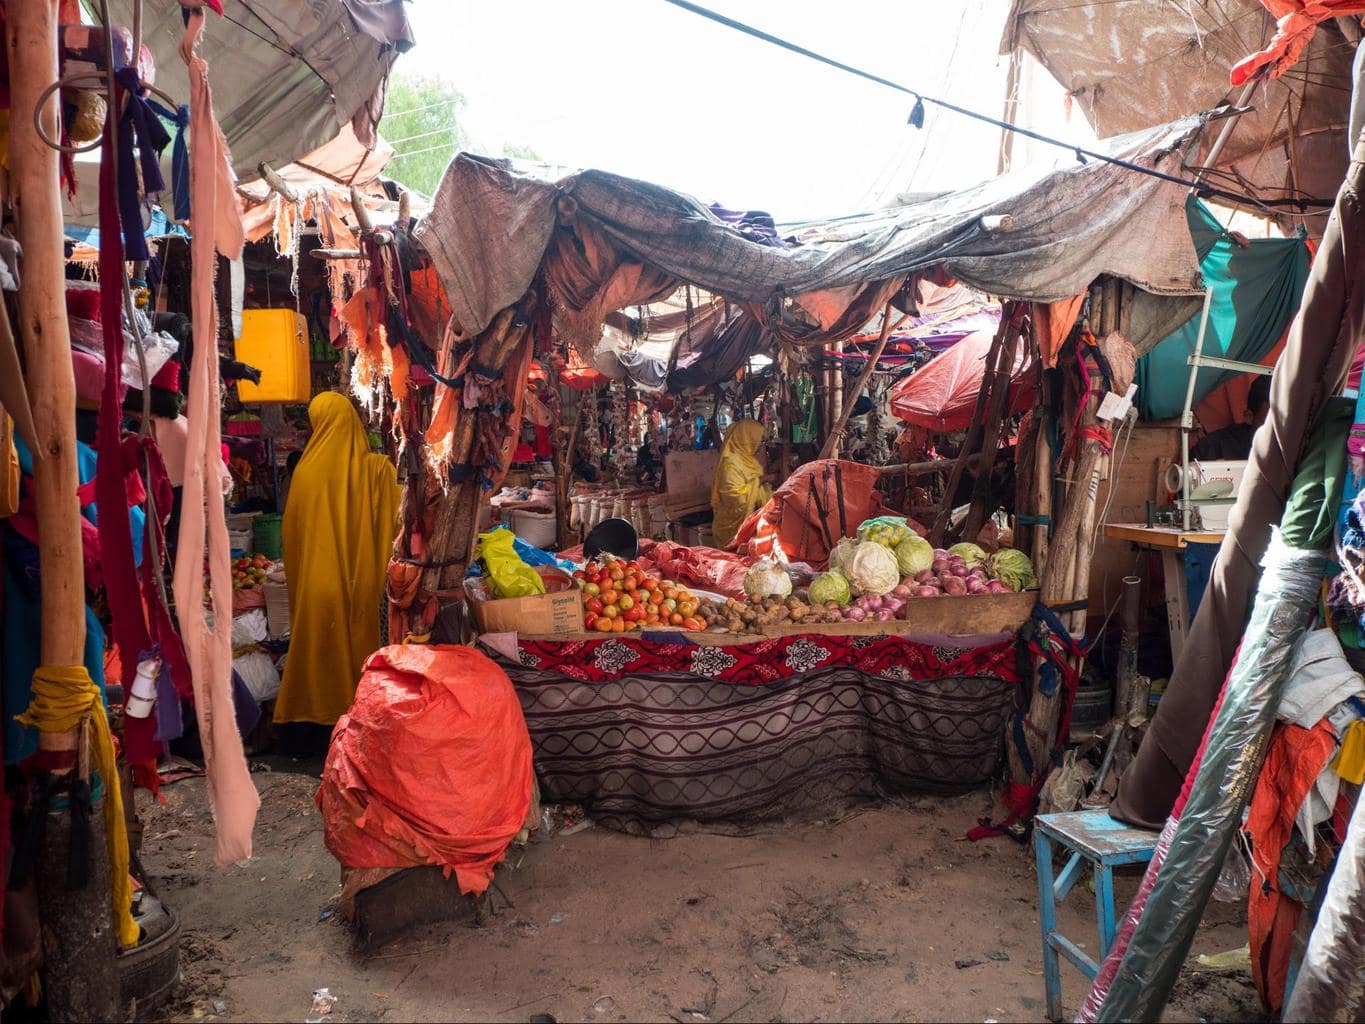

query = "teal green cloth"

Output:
[[1137, 196, 1310, 421], [1281, 396, 1352, 550]]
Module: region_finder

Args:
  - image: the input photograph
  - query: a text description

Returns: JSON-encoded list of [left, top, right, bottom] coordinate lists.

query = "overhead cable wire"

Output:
[[657, 0, 1333, 210]]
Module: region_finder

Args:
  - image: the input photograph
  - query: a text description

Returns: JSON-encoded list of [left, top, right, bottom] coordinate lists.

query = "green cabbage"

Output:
[[988, 548, 1037, 592], [948, 542, 989, 566], [895, 535, 934, 576], [809, 571, 851, 605], [847, 541, 900, 595]]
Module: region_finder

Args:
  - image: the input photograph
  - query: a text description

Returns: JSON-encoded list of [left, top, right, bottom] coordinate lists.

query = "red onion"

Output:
[[914, 570, 935, 585], [864, 594, 884, 612], [883, 596, 906, 614], [950, 564, 969, 577], [916, 585, 941, 598], [965, 576, 987, 595], [892, 583, 914, 599], [942, 576, 968, 596], [933, 548, 949, 559], [845, 606, 867, 622], [986, 580, 1010, 594], [875, 608, 895, 622]]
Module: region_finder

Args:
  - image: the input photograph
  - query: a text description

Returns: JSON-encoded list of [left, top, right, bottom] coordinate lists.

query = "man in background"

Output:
[[1192, 375, 1271, 461]]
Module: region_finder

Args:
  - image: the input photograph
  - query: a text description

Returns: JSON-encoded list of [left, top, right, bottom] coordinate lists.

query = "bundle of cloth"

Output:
[[731, 458, 919, 568]]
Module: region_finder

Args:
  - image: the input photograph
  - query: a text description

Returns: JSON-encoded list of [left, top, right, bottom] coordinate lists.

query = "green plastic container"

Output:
[[253, 513, 284, 561]]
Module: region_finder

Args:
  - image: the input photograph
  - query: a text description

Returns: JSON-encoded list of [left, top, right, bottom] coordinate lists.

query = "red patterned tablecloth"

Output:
[[510, 631, 1021, 686]]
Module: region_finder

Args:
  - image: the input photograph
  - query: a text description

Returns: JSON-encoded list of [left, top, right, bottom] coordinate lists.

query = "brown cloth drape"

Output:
[[1111, 129, 1365, 829]]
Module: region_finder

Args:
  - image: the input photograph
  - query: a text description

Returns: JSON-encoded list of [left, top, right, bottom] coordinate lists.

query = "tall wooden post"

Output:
[[8, 0, 86, 686], [9, 3, 121, 1019]]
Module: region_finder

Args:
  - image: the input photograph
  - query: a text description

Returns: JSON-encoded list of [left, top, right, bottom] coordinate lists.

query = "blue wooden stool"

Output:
[[1034, 809, 1159, 1021]]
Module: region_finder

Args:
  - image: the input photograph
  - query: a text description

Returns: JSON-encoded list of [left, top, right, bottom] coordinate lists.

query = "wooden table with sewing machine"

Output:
[[1102, 523, 1224, 665]]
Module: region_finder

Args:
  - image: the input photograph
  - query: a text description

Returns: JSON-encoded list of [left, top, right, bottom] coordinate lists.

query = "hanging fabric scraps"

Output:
[[171, 6, 259, 864]]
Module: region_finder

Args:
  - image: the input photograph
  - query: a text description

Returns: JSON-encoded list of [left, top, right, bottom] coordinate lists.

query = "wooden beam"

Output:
[[816, 301, 904, 461]]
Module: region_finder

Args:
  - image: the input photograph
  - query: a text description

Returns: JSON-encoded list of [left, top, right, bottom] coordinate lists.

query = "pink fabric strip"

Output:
[[171, 8, 258, 863]]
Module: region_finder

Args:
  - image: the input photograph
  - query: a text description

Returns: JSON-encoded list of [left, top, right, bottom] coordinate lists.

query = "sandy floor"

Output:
[[140, 770, 1264, 1024]]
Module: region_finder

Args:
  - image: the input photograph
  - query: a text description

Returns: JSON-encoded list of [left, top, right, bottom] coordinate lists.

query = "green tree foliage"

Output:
[[382, 72, 542, 196], [383, 73, 471, 196]]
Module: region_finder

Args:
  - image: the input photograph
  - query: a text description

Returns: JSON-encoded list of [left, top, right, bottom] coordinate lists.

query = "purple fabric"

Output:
[[114, 69, 170, 261], [707, 203, 787, 249], [230, 670, 261, 738], [154, 666, 183, 743], [894, 309, 1002, 353]]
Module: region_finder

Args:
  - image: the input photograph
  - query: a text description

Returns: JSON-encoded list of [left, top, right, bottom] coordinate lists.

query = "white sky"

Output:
[[399, 0, 1098, 221]]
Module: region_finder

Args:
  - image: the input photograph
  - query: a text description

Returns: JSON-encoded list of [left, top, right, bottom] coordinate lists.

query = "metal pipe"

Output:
[[1179, 288, 1214, 531], [1117, 574, 1143, 722]]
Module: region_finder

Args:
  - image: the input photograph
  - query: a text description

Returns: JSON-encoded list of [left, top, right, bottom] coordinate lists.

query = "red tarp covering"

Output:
[[889, 329, 1035, 431], [317, 645, 533, 895]]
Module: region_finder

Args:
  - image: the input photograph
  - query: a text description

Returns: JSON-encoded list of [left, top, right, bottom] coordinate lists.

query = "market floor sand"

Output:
[[142, 772, 1263, 1023]]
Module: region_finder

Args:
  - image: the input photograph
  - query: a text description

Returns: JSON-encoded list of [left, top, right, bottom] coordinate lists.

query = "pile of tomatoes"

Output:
[[573, 556, 705, 633]]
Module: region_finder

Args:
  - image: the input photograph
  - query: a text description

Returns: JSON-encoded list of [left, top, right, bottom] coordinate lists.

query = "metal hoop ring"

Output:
[[33, 71, 179, 155]]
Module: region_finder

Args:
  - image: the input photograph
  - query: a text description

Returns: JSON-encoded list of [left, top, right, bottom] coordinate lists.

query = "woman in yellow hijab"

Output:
[[274, 393, 400, 729], [711, 419, 770, 548]]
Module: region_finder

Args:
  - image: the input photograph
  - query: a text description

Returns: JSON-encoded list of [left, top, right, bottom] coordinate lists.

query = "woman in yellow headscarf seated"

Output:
[[711, 419, 771, 548], [274, 393, 400, 732]]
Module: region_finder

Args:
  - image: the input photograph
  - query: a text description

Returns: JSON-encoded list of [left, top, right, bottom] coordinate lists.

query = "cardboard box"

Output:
[[464, 565, 584, 636]]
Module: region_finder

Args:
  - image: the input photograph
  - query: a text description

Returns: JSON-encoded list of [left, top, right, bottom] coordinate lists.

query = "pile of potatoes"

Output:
[[696, 593, 848, 633]]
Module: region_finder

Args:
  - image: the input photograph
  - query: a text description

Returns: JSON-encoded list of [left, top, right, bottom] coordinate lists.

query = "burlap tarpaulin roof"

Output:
[[1001, 1, 1354, 218]]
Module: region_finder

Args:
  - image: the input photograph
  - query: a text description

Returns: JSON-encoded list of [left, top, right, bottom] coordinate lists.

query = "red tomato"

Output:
[[585, 597, 604, 615], [593, 617, 613, 633], [584, 613, 599, 629]]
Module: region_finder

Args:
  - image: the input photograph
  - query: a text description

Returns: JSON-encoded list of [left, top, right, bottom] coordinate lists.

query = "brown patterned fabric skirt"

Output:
[[495, 641, 1016, 832]]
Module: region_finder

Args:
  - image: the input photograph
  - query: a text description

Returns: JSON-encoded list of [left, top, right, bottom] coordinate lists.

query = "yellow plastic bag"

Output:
[[477, 530, 545, 599]]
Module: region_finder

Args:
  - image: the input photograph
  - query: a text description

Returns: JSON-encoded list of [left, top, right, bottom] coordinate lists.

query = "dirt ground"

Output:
[[139, 770, 1264, 1024]]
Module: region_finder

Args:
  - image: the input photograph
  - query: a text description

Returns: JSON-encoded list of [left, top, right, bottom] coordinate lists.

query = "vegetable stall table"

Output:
[[478, 592, 1035, 833]]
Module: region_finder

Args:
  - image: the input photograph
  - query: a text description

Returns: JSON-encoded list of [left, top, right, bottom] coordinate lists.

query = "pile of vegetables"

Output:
[[232, 554, 273, 591], [697, 594, 835, 631], [573, 556, 706, 633]]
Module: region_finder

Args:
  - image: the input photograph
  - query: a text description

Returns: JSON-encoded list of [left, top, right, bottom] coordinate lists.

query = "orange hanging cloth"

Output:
[[1244, 720, 1339, 1011], [1231, 1, 1365, 85]]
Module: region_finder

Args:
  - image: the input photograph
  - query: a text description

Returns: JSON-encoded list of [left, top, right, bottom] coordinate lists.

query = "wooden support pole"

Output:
[[817, 302, 903, 461], [929, 309, 1013, 546], [10, 6, 121, 1019], [962, 313, 1022, 540], [9, 0, 86, 696]]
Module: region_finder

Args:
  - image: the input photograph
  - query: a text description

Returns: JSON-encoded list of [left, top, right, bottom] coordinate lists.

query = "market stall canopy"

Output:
[[1000, 1, 1353, 218], [888, 328, 1035, 432], [416, 116, 1210, 361], [106, 0, 413, 180]]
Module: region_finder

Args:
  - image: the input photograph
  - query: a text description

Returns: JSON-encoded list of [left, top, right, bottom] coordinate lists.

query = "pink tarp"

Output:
[[889, 329, 1035, 431]]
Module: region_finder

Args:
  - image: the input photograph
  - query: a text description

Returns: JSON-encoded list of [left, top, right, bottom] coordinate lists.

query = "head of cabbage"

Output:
[[987, 548, 1036, 592], [743, 558, 793, 600], [828, 536, 859, 576], [948, 542, 988, 566], [847, 541, 900, 595], [809, 571, 851, 605], [895, 535, 934, 576]]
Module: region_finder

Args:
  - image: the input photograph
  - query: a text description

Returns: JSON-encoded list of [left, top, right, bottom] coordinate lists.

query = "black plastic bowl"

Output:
[[583, 517, 639, 561]]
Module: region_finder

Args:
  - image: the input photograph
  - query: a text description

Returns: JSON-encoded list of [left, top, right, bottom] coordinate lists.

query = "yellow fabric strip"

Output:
[[15, 665, 140, 948], [1332, 719, 1365, 785]]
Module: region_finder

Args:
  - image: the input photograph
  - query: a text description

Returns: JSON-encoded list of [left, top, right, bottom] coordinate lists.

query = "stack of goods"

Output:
[[689, 517, 1037, 634], [574, 556, 706, 633]]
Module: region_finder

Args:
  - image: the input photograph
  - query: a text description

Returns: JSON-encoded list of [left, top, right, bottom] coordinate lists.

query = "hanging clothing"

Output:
[[710, 419, 770, 549], [274, 393, 399, 726]]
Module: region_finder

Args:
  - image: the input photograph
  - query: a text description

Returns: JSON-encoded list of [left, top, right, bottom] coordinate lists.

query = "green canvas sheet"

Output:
[[1137, 197, 1310, 421]]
